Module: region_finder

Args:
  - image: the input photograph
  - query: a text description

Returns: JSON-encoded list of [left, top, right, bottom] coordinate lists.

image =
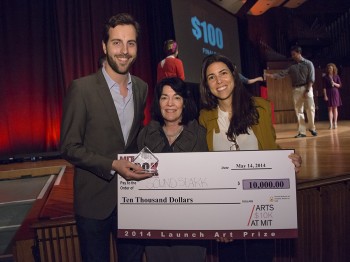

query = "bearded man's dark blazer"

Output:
[[60, 69, 148, 219]]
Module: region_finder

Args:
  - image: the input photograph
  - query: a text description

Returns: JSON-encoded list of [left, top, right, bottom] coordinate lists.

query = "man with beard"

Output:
[[60, 13, 152, 262]]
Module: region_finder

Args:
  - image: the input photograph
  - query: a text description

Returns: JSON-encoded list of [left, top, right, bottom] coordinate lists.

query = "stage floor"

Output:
[[0, 175, 53, 255], [275, 120, 350, 182]]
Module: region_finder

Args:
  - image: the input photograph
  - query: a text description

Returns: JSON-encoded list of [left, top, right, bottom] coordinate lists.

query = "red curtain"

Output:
[[0, 0, 156, 157]]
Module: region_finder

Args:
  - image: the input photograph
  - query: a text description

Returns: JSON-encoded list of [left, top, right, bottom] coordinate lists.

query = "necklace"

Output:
[[228, 134, 240, 151], [163, 126, 184, 144], [218, 105, 233, 119]]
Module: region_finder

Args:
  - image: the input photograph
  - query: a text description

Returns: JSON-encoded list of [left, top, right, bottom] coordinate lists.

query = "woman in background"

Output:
[[156, 40, 185, 82], [323, 63, 342, 129]]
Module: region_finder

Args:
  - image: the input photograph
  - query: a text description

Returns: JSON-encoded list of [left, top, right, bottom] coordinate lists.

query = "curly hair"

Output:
[[163, 40, 178, 57], [152, 77, 198, 126], [326, 63, 338, 75], [199, 54, 259, 139]]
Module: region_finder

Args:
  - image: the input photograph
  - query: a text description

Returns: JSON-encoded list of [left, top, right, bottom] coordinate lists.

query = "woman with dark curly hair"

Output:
[[138, 77, 207, 262], [198, 54, 301, 262]]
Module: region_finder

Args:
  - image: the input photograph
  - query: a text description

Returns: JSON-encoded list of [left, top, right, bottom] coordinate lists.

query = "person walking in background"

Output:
[[137, 77, 207, 262], [156, 39, 185, 82], [60, 13, 151, 262], [198, 53, 302, 262], [322, 63, 342, 129], [265, 45, 317, 138]]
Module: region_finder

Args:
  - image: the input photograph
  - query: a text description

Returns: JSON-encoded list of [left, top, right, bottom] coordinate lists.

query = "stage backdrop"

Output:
[[0, 0, 176, 158], [171, 0, 241, 84]]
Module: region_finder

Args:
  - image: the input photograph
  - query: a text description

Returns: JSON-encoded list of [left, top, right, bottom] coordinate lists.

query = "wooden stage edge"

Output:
[[1, 120, 350, 183]]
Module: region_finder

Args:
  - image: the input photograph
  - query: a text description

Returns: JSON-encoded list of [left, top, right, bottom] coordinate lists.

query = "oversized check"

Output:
[[117, 150, 298, 240]]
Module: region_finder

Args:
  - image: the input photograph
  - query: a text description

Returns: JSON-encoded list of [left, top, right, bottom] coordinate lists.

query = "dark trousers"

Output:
[[75, 210, 144, 262], [144, 239, 207, 262], [219, 239, 274, 262]]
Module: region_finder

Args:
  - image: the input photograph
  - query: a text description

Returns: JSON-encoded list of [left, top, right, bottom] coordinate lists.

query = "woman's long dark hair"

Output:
[[199, 54, 259, 139]]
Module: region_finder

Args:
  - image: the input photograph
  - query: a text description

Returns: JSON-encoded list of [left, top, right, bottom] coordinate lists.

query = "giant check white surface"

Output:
[[117, 150, 298, 240]]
